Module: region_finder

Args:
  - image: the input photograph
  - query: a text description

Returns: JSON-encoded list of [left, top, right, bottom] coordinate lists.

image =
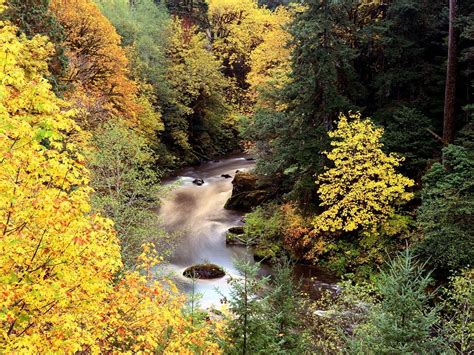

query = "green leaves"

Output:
[[417, 145, 474, 272]]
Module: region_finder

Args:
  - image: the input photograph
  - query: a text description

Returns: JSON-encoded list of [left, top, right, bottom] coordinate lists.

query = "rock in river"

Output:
[[221, 174, 232, 179], [224, 171, 279, 211], [192, 178, 204, 186], [183, 264, 225, 279]]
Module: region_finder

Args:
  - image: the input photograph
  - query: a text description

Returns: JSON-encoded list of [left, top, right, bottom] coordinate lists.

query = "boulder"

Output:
[[226, 226, 254, 246], [183, 264, 225, 279], [221, 174, 232, 179], [224, 172, 278, 211], [192, 178, 204, 186], [228, 226, 244, 235]]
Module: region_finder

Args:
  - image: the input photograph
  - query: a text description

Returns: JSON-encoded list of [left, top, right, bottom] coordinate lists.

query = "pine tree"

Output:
[[349, 250, 445, 353], [225, 259, 280, 354], [269, 257, 309, 352], [417, 144, 474, 273]]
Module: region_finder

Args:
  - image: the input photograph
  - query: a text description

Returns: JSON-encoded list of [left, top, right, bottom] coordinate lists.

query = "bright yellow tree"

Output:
[[313, 112, 414, 234], [247, 6, 293, 105], [0, 13, 121, 352], [0, 9, 222, 352], [208, 0, 278, 108]]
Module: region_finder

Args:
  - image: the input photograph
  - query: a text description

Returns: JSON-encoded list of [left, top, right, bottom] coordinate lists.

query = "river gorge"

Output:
[[159, 154, 338, 307]]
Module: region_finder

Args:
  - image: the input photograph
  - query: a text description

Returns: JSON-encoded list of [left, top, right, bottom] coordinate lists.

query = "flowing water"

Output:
[[158, 154, 338, 308], [158, 155, 259, 307]]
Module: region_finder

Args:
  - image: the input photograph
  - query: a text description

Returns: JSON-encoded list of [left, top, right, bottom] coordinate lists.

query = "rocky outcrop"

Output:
[[183, 264, 225, 279], [224, 172, 278, 211], [228, 226, 244, 235]]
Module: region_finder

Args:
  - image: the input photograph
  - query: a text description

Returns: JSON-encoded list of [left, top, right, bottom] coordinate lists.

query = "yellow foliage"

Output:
[[166, 18, 230, 152], [0, 11, 222, 352], [208, 0, 286, 109], [247, 6, 293, 107], [0, 15, 122, 352], [49, 0, 140, 128], [312, 112, 414, 235], [208, 0, 268, 64], [101, 244, 224, 354]]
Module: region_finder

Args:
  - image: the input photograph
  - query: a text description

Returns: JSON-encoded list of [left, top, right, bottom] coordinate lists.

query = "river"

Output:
[[158, 154, 338, 308]]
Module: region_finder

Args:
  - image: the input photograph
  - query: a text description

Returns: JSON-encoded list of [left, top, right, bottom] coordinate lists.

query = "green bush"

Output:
[[89, 120, 172, 268]]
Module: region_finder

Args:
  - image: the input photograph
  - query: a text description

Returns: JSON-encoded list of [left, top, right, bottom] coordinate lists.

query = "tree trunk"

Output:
[[443, 0, 457, 145]]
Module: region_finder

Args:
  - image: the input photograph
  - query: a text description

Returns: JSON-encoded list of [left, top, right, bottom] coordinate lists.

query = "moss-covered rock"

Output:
[[183, 264, 225, 279], [224, 172, 280, 211]]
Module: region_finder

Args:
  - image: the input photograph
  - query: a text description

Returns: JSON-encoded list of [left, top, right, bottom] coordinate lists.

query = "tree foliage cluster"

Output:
[[0, 0, 229, 351], [243, 0, 473, 279], [1, 0, 473, 351]]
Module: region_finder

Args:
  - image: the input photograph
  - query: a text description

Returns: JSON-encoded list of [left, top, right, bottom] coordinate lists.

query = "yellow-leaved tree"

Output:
[[164, 18, 232, 160], [0, 11, 121, 351], [49, 0, 140, 128], [0, 8, 222, 352], [247, 6, 293, 106], [312, 112, 414, 234], [208, 0, 279, 108]]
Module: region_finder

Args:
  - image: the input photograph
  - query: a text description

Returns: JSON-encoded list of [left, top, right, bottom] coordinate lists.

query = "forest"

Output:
[[0, 0, 472, 353]]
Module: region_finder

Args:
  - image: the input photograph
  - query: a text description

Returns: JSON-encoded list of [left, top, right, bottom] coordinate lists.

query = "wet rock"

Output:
[[213, 160, 220, 163], [226, 226, 258, 246], [224, 172, 279, 211], [192, 178, 204, 186], [221, 174, 232, 179], [246, 157, 256, 161], [228, 226, 244, 235], [183, 264, 225, 279]]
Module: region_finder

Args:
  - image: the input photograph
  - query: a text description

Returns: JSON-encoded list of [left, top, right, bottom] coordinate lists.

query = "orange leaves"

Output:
[[49, 0, 140, 128]]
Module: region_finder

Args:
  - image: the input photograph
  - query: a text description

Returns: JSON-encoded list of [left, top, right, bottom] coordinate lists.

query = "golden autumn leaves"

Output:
[[0, 3, 221, 352], [312, 112, 414, 236]]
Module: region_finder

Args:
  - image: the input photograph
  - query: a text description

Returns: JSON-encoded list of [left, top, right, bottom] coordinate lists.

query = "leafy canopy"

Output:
[[313, 112, 414, 234], [0, 15, 121, 351]]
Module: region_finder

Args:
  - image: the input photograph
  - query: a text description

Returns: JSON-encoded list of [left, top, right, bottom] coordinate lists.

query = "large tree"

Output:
[[443, 0, 458, 144]]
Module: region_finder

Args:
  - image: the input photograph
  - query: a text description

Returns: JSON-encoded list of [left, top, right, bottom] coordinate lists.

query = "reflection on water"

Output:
[[158, 155, 258, 307]]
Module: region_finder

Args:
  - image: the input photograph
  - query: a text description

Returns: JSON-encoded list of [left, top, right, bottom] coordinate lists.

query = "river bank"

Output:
[[158, 154, 338, 307]]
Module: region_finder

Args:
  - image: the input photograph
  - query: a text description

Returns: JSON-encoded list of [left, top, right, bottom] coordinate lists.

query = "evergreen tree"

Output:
[[225, 259, 280, 354], [349, 250, 445, 353], [417, 144, 474, 273], [269, 257, 309, 352], [248, 0, 375, 202]]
